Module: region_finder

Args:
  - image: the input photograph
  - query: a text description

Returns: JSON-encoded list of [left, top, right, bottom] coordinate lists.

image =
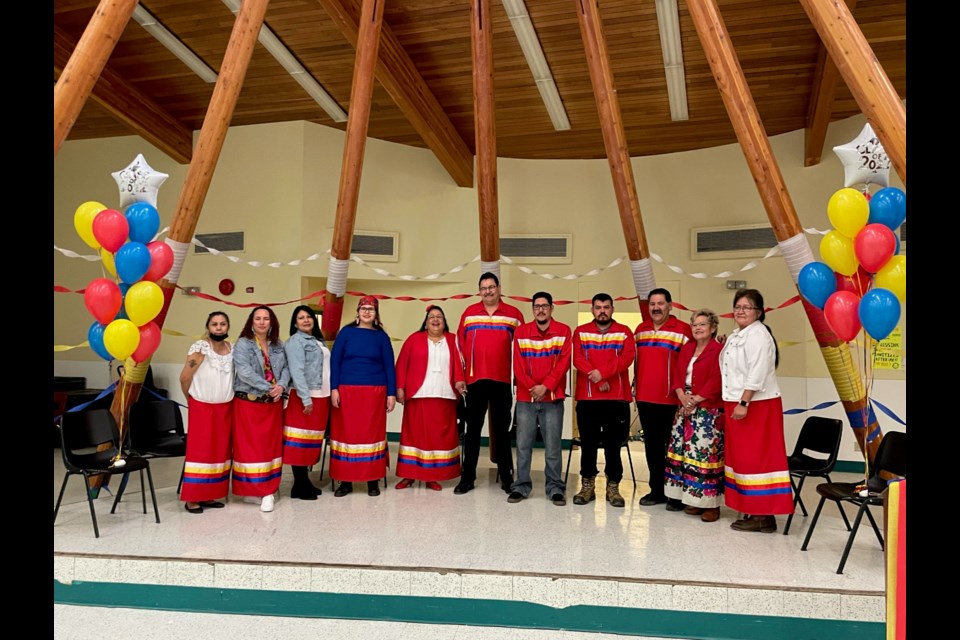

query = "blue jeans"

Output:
[[511, 401, 565, 498]]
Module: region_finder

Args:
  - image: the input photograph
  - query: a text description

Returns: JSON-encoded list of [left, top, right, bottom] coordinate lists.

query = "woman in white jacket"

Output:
[[719, 289, 794, 533]]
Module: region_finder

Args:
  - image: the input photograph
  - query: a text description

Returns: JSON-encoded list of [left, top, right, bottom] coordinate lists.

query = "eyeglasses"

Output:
[[358, 307, 377, 313], [533, 304, 552, 311], [479, 285, 498, 292], [426, 315, 444, 320], [733, 305, 759, 312], [691, 322, 711, 328]]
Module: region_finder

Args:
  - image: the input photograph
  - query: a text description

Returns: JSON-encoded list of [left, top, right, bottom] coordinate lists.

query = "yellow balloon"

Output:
[[875, 255, 906, 302], [124, 281, 164, 326], [74, 201, 106, 250], [827, 188, 869, 238], [103, 319, 140, 361], [100, 247, 117, 278], [820, 230, 859, 276]]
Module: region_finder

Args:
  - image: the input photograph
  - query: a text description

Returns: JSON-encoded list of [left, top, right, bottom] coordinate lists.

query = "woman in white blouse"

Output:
[[178, 311, 235, 514], [719, 290, 794, 533]]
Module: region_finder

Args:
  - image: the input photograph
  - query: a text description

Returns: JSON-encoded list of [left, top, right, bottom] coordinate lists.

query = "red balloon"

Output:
[[823, 291, 862, 342], [854, 223, 896, 273], [835, 266, 872, 298], [91, 209, 130, 253], [143, 241, 174, 282], [132, 321, 162, 363], [83, 278, 123, 325]]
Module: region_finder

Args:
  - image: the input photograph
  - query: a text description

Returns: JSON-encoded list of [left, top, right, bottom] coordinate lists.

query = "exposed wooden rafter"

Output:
[[803, 0, 856, 167], [54, 26, 194, 164], [316, 0, 474, 187]]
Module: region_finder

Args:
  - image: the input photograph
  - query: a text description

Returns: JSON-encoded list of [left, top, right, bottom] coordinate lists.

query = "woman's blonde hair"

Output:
[[690, 308, 719, 336]]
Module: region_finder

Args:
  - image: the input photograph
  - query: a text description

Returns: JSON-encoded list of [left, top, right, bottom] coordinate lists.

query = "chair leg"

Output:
[[563, 440, 574, 486], [83, 475, 100, 539], [862, 503, 884, 548], [140, 469, 147, 514], [783, 476, 807, 536], [623, 441, 637, 490], [177, 460, 185, 494], [837, 501, 874, 574], [54, 474, 71, 523], [110, 473, 130, 514], [144, 465, 161, 524], [800, 495, 828, 551]]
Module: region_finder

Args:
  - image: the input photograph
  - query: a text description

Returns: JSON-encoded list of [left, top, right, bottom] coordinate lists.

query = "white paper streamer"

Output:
[[326, 257, 350, 296], [630, 259, 657, 299]]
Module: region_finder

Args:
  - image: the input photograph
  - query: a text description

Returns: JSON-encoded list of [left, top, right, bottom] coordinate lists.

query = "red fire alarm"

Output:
[[218, 279, 235, 296]]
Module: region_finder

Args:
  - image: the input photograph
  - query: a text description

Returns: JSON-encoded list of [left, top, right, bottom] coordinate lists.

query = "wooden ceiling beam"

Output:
[[316, 0, 474, 187], [54, 26, 194, 164], [803, 0, 856, 167]]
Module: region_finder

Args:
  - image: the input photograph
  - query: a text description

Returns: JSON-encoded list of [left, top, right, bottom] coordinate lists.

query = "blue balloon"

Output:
[[115, 242, 152, 284], [124, 202, 160, 244], [868, 187, 906, 231], [798, 262, 837, 309], [87, 321, 113, 361], [859, 288, 901, 341]]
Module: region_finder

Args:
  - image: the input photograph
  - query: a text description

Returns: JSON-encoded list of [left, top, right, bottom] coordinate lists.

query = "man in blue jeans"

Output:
[[508, 292, 572, 505]]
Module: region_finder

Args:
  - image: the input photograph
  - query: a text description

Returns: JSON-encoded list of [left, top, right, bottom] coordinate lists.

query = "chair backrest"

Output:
[[867, 431, 907, 492], [129, 400, 185, 447], [791, 416, 844, 461], [59, 409, 121, 472]]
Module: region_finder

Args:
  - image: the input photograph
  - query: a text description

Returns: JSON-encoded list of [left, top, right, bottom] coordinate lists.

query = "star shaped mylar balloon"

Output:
[[832, 123, 891, 188], [111, 154, 169, 210]]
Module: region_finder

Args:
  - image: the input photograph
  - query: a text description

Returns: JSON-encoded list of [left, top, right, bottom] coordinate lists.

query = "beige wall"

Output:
[[54, 114, 906, 461]]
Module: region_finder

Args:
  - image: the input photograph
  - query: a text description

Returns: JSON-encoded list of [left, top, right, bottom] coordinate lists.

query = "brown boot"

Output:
[[730, 514, 776, 533], [605, 480, 625, 508], [700, 508, 720, 523], [573, 476, 596, 505]]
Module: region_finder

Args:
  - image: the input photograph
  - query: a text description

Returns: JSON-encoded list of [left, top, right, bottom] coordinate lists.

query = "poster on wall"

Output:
[[873, 326, 904, 370]]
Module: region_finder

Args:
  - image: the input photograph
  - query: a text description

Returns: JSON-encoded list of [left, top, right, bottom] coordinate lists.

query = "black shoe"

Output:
[[665, 499, 684, 512], [184, 503, 203, 514], [551, 493, 567, 506], [291, 483, 320, 501], [367, 481, 381, 497], [507, 491, 525, 503], [639, 493, 667, 506], [500, 475, 514, 494], [199, 501, 225, 509], [334, 482, 353, 497], [453, 481, 475, 495]]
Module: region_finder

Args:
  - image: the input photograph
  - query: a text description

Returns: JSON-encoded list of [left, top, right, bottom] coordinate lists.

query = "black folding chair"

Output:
[[783, 416, 849, 535]]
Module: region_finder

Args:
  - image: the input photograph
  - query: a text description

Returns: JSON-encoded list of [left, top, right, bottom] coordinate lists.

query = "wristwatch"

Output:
[[739, 400, 750, 407]]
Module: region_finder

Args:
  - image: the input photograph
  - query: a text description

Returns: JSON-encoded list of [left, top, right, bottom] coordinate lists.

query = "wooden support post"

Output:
[[53, 0, 138, 157], [321, 0, 386, 340], [687, 0, 882, 460], [471, 0, 501, 280], [798, 0, 905, 185]]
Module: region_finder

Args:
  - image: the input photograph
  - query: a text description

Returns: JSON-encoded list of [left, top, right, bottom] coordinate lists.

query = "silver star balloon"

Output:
[[832, 123, 891, 188], [111, 154, 169, 210]]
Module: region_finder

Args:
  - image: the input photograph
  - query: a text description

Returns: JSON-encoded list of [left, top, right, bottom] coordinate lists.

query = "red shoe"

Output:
[[395, 478, 415, 490], [425, 481, 442, 492]]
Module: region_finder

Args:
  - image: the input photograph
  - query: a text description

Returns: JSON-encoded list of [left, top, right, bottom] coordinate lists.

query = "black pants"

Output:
[[461, 379, 514, 484], [575, 401, 630, 483], [636, 401, 680, 498]]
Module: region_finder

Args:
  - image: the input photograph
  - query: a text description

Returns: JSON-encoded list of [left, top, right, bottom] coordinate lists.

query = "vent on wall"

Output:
[[691, 224, 777, 260], [352, 230, 399, 262], [500, 234, 572, 264], [194, 232, 244, 254]]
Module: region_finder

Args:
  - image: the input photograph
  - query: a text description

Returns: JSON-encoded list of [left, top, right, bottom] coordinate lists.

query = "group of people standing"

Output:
[[176, 272, 794, 532]]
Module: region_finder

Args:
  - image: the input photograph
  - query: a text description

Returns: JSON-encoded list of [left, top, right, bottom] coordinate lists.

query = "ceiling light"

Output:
[[132, 5, 218, 83], [221, 0, 347, 122], [654, 0, 689, 121], [502, 0, 571, 131]]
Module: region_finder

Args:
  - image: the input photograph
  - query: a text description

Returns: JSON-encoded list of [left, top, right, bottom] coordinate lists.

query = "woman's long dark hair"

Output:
[[239, 305, 282, 346], [289, 305, 323, 340], [734, 289, 779, 368]]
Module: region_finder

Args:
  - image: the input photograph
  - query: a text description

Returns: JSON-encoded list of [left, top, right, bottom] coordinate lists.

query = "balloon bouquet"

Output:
[[72, 156, 174, 464]]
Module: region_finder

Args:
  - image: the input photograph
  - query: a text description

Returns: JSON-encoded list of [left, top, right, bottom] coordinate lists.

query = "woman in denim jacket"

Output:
[[232, 306, 290, 512], [283, 305, 331, 500]]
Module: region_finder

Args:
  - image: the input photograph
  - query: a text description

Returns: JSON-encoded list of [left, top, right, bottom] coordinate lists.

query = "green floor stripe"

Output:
[[54, 580, 883, 640]]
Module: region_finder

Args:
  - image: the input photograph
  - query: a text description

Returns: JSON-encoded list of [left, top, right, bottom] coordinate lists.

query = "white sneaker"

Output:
[[260, 494, 275, 512]]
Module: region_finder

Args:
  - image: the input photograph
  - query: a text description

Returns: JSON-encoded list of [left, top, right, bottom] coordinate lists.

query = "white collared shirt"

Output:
[[719, 320, 781, 402]]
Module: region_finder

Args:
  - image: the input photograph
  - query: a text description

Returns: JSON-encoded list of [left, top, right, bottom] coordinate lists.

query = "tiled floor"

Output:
[[53, 441, 888, 635]]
